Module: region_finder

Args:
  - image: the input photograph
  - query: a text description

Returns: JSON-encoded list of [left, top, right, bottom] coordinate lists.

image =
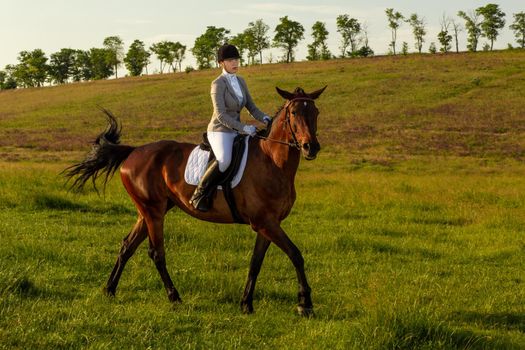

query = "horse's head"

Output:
[[276, 86, 326, 160]]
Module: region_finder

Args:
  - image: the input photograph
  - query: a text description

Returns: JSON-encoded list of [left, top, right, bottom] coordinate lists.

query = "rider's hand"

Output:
[[263, 116, 272, 127], [242, 124, 257, 136]]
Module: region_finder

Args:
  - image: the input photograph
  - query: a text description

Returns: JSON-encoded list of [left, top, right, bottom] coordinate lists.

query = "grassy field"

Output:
[[1, 51, 525, 349]]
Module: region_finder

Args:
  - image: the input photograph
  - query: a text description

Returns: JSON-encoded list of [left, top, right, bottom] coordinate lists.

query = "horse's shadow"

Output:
[[452, 311, 525, 332]]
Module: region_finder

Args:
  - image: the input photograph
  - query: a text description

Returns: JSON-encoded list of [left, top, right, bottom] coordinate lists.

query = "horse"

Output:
[[64, 85, 326, 316]]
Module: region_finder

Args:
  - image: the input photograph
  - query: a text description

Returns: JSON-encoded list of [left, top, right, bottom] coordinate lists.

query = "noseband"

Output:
[[257, 97, 315, 150]]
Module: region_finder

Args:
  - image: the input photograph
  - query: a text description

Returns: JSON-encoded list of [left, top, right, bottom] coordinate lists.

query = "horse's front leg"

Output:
[[241, 233, 271, 313], [256, 223, 313, 317]]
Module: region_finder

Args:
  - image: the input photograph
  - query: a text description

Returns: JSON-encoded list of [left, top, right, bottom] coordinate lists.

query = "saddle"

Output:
[[199, 133, 247, 224]]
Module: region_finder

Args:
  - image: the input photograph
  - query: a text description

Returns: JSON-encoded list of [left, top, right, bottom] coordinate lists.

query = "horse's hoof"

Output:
[[297, 306, 314, 317], [167, 290, 182, 304], [241, 302, 254, 314], [103, 287, 116, 297], [168, 295, 182, 304]]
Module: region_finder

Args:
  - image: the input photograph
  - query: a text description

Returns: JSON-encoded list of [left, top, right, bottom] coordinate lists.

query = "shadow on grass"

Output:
[[0, 274, 78, 301], [213, 287, 296, 311], [334, 236, 442, 259], [452, 310, 525, 332], [33, 193, 90, 211], [375, 311, 519, 349], [1, 275, 41, 298], [32, 193, 134, 215], [411, 216, 472, 227], [370, 228, 407, 238], [258, 289, 295, 303], [386, 320, 503, 349]]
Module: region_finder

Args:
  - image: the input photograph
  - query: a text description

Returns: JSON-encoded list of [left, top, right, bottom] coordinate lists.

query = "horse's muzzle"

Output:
[[302, 142, 320, 160]]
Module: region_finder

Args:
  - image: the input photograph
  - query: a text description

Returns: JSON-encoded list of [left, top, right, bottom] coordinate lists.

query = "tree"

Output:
[[406, 13, 426, 53], [438, 15, 453, 53], [191, 26, 230, 69], [401, 42, 409, 55], [172, 42, 186, 73], [451, 19, 463, 53], [273, 16, 304, 63], [124, 40, 150, 76], [361, 22, 370, 49], [336, 14, 361, 58], [71, 50, 93, 81], [386, 8, 404, 55], [246, 19, 270, 64], [0, 69, 17, 90], [429, 42, 437, 54], [458, 10, 482, 52], [191, 36, 214, 70], [166, 42, 186, 73], [1, 65, 18, 89], [150, 41, 171, 73], [243, 28, 258, 65], [476, 4, 506, 50], [355, 22, 374, 57], [150, 41, 186, 73], [48, 48, 76, 84], [0, 70, 5, 89], [103, 36, 124, 78], [205, 26, 230, 66], [89, 48, 114, 80], [510, 12, 525, 49], [13, 49, 48, 87], [307, 21, 331, 61], [229, 33, 248, 66], [356, 46, 374, 57]]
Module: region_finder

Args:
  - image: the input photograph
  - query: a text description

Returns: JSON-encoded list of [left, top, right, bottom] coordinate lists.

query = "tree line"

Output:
[[1, 4, 524, 90]]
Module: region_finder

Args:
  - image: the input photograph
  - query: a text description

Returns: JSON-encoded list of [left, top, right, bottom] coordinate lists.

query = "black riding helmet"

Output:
[[217, 44, 240, 62]]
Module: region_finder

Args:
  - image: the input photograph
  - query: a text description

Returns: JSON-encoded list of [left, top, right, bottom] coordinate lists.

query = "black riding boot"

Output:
[[190, 160, 222, 212]]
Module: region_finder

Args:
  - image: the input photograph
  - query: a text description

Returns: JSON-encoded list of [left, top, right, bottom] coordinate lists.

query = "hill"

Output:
[[1, 51, 525, 349], [1, 50, 524, 163]]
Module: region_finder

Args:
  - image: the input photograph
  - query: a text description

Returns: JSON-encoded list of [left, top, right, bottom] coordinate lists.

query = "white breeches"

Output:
[[207, 131, 237, 172]]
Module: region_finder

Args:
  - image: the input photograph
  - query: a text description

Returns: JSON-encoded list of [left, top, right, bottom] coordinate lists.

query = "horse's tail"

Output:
[[63, 109, 135, 193]]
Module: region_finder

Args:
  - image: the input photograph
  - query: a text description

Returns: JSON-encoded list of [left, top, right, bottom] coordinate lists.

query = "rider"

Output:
[[190, 43, 271, 212]]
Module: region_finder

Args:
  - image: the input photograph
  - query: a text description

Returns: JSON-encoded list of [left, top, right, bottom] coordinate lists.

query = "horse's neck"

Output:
[[261, 109, 300, 174]]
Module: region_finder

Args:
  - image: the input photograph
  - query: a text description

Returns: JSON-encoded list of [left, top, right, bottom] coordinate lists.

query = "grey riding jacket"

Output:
[[207, 73, 267, 133]]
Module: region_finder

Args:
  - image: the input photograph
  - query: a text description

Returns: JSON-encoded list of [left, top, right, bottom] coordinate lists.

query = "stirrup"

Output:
[[190, 192, 211, 212]]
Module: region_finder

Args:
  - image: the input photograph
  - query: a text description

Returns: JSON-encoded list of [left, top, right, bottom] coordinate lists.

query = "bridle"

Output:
[[256, 97, 315, 150]]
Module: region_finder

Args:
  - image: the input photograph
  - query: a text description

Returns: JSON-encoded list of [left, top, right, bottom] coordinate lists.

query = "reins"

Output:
[[255, 97, 314, 150], [255, 135, 299, 148]]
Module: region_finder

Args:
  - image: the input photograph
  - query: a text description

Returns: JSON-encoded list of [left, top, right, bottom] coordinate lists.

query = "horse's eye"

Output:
[[291, 111, 296, 115]]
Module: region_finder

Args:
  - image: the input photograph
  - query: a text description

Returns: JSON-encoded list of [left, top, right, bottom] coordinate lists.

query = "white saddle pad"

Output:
[[184, 136, 250, 189]]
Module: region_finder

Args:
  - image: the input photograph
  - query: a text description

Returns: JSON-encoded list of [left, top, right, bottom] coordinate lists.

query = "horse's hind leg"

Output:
[[145, 213, 181, 303], [105, 216, 148, 296]]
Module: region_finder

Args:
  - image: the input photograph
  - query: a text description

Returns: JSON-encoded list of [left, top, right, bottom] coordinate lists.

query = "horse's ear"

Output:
[[308, 85, 327, 100], [276, 87, 295, 100]]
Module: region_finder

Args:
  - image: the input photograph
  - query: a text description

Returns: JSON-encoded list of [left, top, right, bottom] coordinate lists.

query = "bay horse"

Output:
[[65, 86, 326, 316]]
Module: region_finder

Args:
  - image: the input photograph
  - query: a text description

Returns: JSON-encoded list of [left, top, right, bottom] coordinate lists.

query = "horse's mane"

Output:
[[273, 104, 286, 119]]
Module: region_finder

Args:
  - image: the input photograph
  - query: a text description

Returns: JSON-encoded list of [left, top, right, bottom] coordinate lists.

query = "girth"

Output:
[[199, 133, 246, 224]]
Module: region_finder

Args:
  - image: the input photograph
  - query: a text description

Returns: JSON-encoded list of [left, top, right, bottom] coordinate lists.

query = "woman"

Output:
[[190, 44, 271, 212]]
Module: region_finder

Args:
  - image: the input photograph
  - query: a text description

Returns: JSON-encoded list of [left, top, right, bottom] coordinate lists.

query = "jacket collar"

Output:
[[222, 68, 236, 79], [221, 72, 245, 107]]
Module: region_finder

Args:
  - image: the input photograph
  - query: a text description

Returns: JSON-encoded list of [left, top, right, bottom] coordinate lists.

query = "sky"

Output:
[[0, 0, 523, 73]]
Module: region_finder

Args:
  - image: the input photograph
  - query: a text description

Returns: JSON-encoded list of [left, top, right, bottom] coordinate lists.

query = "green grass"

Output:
[[1, 158, 524, 349], [1, 51, 525, 348]]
